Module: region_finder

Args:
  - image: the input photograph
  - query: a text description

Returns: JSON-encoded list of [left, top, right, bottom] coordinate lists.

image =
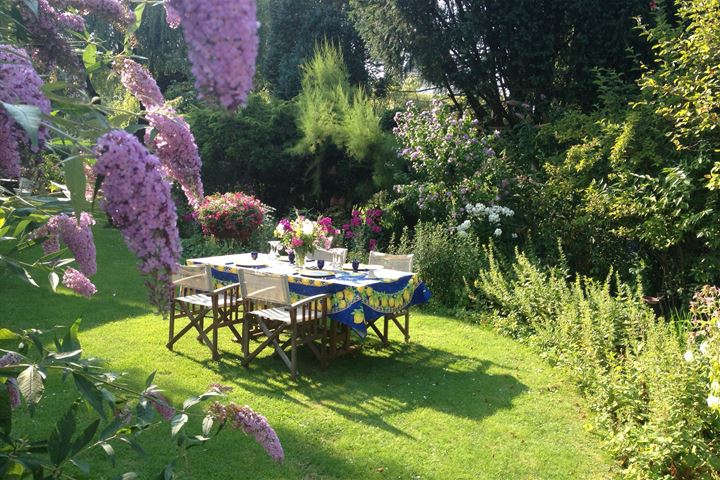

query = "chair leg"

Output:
[[168, 301, 176, 351], [383, 316, 389, 345], [242, 313, 250, 362], [212, 312, 219, 361], [404, 310, 410, 343], [291, 321, 298, 380]]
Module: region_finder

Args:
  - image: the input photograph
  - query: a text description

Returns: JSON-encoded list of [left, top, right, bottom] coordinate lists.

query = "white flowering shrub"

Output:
[[456, 202, 516, 239]]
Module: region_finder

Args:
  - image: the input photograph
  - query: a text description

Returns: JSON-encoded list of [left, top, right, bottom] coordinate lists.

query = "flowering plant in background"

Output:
[[342, 207, 383, 252], [455, 203, 516, 239], [393, 99, 508, 222], [196, 192, 268, 241], [689, 285, 720, 411], [0, 322, 284, 478], [274, 213, 338, 263]]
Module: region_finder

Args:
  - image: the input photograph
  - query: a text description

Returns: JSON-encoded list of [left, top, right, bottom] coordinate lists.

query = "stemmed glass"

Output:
[[268, 240, 280, 258]]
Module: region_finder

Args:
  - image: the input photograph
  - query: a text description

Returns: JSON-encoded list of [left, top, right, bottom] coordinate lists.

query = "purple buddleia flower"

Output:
[[94, 130, 180, 311], [146, 392, 176, 421], [19, 0, 78, 67], [145, 108, 204, 207], [168, 0, 259, 110], [30, 213, 97, 276], [119, 59, 165, 110], [6, 379, 21, 409], [208, 402, 284, 463], [0, 352, 23, 367], [0, 45, 52, 177], [119, 60, 204, 207], [163, 1, 181, 28], [51, 0, 135, 28], [62, 268, 97, 297]]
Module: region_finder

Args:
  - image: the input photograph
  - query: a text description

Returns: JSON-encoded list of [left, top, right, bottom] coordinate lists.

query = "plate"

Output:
[[234, 260, 268, 268], [298, 269, 335, 278]]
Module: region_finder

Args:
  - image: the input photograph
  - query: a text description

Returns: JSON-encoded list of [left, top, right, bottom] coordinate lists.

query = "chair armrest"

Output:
[[287, 293, 331, 310], [173, 273, 206, 285], [211, 282, 241, 296]]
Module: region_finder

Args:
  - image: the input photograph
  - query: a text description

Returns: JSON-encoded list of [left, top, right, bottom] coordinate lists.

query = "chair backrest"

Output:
[[237, 269, 290, 307], [312, 247, 347, 264], [173, 264, 213, 292], [368, 252, 414, 272]]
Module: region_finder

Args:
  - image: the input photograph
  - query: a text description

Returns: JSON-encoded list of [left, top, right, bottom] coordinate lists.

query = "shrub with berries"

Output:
[[195, 192, 268, 241]]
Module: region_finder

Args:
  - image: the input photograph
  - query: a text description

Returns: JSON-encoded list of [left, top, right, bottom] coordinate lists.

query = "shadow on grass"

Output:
[[172, 338, 528, 439]]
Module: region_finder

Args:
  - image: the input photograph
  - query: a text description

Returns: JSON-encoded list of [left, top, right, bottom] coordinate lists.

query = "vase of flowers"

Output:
[[274, 214, 337, 265]]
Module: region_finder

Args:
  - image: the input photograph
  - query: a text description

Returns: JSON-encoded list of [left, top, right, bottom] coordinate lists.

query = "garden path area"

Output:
[[2, 224, 613, 479]]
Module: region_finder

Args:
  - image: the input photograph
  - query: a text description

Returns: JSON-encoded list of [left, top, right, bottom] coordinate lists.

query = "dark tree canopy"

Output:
[[258, 0, 369, 99], [349, 0, 657, 124]]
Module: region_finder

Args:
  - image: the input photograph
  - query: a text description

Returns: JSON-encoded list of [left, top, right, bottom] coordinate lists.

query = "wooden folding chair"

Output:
[[367, 252, 415, 344], [167, 264, 242, 360], [238, 269, 330, 379]]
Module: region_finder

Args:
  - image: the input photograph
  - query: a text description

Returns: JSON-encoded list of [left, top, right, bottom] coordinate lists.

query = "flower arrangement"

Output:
[[274, 213, 338, 264], [342, 207, 383, 252], [195, 192, 268, 241]]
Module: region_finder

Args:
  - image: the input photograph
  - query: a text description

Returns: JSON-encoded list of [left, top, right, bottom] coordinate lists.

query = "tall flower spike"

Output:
[[62, 268, 97, 297], [30, 212, 97, 276], [165, 0, 259, 110], [208, 402, 284, 463], [0, 45, 52, 177], [94, 130, 181, 311], [50, 0, 135, 28], [119, 59, 165, 110]]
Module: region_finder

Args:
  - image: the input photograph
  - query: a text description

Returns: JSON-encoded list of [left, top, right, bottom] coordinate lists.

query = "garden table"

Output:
[[187, 253, 432, 339]]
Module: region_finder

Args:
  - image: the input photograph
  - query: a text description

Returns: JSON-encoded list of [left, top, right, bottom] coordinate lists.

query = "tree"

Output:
[[349, 0, 658, 124], [258, 0, 369, 99]]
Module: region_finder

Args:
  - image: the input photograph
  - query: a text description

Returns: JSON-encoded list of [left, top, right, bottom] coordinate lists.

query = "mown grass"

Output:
[[1, 224, 614, 479]]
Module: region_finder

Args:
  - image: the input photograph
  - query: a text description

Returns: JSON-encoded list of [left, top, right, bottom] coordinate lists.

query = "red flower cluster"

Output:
[[195, 192, 267, 240]]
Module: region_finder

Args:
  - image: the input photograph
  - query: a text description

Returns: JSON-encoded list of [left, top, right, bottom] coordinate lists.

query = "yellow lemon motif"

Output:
[[338, 299, 347, 310], [353, 309, 364, 324]]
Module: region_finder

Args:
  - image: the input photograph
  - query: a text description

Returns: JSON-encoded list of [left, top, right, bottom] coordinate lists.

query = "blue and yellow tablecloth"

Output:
[[188, 254, 432, 337]]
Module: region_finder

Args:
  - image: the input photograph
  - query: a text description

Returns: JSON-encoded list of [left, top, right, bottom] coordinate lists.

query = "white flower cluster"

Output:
[[455, 203, 515, 237]]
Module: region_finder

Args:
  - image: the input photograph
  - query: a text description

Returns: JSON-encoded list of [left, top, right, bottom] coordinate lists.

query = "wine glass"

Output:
[[317, 259, 325, 270], [288, 251, 295, 264], [267, 240, 280, 258]]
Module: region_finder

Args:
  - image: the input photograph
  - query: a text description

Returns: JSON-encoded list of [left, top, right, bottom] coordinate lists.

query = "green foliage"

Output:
[[293, 42, 397, 207], [473, 248, 719, 478], [258, 0, 369, 99], [638, 0, 720, 152], [0, 322, 235, 479], [393, 222, 486, 308], [186, 92, 302, 214], [349, 0, 654, 123]]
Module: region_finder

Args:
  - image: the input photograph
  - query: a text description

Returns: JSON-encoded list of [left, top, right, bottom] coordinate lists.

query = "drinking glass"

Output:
[[250, 251, 259, 261], [268, 241, 280, 258], [351, 259, 360, 272], [317, 259, 325, 270], [288, 251, 296, 264]]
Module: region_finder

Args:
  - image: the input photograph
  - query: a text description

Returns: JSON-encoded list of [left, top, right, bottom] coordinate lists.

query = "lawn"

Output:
[[1, 224, 614, 479]]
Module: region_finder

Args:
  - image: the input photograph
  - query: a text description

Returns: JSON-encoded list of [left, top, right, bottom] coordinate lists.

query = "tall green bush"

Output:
[[473, 248, 719, 478]]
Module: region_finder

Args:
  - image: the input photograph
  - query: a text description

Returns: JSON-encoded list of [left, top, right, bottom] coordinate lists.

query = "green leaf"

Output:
[[145, 371, 156, 389], [63, 157, 88, 215], [48, 403, 77, 465], [170, 413, 188, 438], [161, 460, 176, 480], [99, 415, 123, 441], [0, 329, 18, 340], [1, 103, 42, 150], [100, 442, 115, 467], [201, 415, 213, 436], [115, 473, 138, 480], [119, 436, 145, 457], [21, 0, 38, 16], [0, 384, 11, 435], [82, 44, 96, 71], [70, 419, 100, 458], [17, 366, 44, 404], [6, 262, 39, 288], [70, 459, 90, 475], [60, 319, 81, 353], [72, 373, 106, 419], [48, 271, 59, 292]]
